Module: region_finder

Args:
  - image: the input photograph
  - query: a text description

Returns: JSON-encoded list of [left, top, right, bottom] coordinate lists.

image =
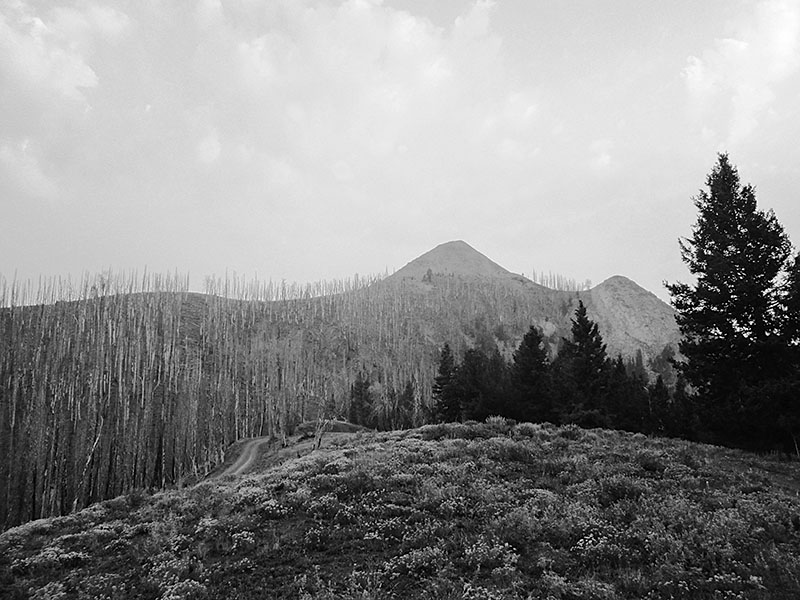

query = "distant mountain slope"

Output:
[[582, 275, 681, 364], [392, 240, 514, 279], [385, 240, 679, 365]]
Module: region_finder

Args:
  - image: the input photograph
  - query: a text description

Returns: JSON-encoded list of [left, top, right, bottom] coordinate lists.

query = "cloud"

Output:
[[196, 0, 223, 30], [453, 0, 495, 41], [589, 139, 614, 172], [683, 0, 800, 144], [0, 8, 98, 102], [175, 0, 541, 222], [197, 130, 221, 164], [0, 138, 57, 200], [49, 4, 130, 46], [1, 0, 545, 281]]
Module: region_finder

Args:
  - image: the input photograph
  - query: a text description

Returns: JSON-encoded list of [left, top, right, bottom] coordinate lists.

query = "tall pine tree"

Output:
[[666, 154, 797, 450], [348, 371, 373, 427], [454, 348, 491, 422], [433, 344, 459, 422], [509, 326, 552, 422], [553, 300, 609, 426]]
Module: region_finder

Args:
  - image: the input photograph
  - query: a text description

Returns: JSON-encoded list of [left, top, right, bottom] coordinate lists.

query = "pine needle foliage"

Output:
[[667, 154, 800, 451]]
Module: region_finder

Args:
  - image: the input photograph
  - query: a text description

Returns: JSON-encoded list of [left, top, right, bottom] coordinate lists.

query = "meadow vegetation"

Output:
[[3, 419, 800, 599]]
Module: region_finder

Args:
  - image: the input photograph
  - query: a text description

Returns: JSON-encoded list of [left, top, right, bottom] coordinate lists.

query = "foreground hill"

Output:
[[3, 421, 800, 599]]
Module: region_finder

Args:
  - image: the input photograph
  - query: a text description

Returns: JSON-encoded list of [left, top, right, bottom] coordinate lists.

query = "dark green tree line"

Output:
[[433, 301, 691, 437]]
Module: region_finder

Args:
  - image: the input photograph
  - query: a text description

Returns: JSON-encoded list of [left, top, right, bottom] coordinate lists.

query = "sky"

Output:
[[2, 0, 800, 302]]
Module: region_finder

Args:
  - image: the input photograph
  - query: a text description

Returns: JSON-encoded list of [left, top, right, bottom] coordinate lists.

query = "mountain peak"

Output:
[[390, 241, 512, 281]]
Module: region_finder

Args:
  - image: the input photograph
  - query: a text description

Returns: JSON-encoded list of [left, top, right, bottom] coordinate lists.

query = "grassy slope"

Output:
[[2, 421, 800, 599]]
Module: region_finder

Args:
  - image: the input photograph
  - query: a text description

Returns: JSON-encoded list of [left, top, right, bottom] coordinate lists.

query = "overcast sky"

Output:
[[2, 0, 799, 301]]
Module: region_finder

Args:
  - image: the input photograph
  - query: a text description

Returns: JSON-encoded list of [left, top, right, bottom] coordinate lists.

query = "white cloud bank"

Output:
[[0, 138, 57, 201], [683, 0, 800, 144], [0, 0, 544, 279], [3, 0, 798, 300]]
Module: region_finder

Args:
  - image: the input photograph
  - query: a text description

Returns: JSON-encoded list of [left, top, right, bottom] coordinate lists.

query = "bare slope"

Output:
[[386, 240, 679, 364], [391, 240, 514, 280], [582, 275, 681, 363]]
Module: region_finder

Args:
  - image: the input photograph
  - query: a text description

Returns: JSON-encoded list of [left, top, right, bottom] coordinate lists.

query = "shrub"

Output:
[[537, 572, 618, 600], [383, 546, 447, 581], [597, 475, 647, 508], [571, 525, 636, 570], [73, 572, 127, 599], [635, 451, 668, 476], [484, 415, 515, 434], [482, 437, 534, 463], [147, 551, 205, 596], [308, 493, 342, 520], [18, 544, 88, 573], [495, 507, 542, 555], [461, 583, 509, 600], [676, 445, 705, 470], [418, 423, 449, 441], [460, 536, 519, 575], [559, 424, 585, 440], [160, 579, 208, 600], [511, 422, 545, 440], [125, 488, 148, 510], [29, 582, 67, 600]]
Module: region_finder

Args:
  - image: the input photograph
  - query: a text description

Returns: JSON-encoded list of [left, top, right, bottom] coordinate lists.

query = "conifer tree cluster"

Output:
[[433, 301, 691, 437], [346, 371, 416, 431]]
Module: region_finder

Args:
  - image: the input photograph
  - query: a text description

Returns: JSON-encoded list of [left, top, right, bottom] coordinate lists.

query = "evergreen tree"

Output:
[[605, 355, 647, 432], [649, 344, 677, 389], [666, 154, 796, 450], [484, 346, 510, 418], [784, 252, 800, 346], [348, 371, 372, 427], [626, 349, 648, 382], [554, 300, 609, 426], [668, 375, 696, 440], [647, 375, 671, 435], [397, 380, 415, 429], [454, 347, 491, 421], [509, 326, 552, 422], [433, 344, 459, 422]]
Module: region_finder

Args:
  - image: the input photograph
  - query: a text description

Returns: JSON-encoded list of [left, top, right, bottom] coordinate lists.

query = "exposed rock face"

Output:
[[583, 275, 681, 362]]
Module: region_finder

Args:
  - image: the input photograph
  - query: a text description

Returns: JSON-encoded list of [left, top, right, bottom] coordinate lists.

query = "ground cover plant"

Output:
[[2, 419, 800, 599]]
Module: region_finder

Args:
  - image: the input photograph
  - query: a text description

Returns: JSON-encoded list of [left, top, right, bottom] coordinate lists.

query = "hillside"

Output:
[[391, 240, 517, 280], [586, 275, 681, 367], [3, 420, 800, 599], [0, 241, 681, 532], [385, 240, 680, 363]]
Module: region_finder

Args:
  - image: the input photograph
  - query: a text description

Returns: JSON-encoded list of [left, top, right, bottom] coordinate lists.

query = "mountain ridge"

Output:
[[384, 240, 679, 367]]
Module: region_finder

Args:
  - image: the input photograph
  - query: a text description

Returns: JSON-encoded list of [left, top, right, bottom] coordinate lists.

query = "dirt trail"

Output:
[[215, 431, 359, 478], [220, 437, 274, 476]]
